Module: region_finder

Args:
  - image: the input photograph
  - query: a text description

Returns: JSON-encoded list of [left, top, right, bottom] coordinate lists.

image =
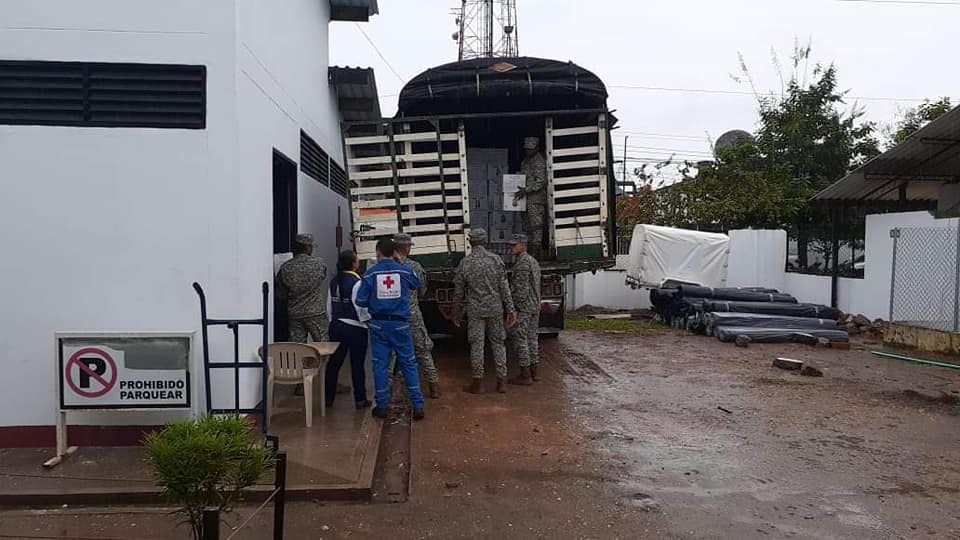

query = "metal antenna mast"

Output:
[[452, 0, 519, 61]]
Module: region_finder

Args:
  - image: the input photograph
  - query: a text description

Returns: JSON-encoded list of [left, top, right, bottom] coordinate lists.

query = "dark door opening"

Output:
[[273, 150, 298, 342]]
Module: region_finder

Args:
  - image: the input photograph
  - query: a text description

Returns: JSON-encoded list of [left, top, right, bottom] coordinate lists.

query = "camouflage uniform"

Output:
[[453, 231, 515, 379], [520, 150, 548, 258], [276, 240, 329, 343], [509, 251, 542, 368], [403, 257, 440, 384]]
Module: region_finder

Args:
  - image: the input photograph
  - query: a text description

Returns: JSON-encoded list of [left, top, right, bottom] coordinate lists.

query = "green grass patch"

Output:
[[565, 313, 661, 335]]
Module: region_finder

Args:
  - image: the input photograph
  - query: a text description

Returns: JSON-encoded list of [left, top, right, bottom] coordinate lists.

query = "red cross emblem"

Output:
[[383, 276, 396, 289]]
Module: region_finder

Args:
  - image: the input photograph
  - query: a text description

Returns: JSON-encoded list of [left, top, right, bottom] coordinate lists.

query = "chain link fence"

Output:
[[890, 226, 960, 332]]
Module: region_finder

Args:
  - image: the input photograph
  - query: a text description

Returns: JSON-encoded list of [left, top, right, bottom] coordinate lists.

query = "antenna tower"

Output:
[[451, 0, 519, 61]]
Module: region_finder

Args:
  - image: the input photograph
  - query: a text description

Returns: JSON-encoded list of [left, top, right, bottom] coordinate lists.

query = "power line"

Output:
[[616, 130, 710, 141], [615, 144, 714, 156], [354, 23, 406, 85], [837, 0, 960, 5], [608, 84, 942, 103]]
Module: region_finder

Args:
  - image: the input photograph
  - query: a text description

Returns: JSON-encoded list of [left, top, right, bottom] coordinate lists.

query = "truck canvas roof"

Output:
[[397, 56, 609, 117]]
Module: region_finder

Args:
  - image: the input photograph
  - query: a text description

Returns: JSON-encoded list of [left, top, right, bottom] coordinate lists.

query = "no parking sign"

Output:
[[58, 334, 191, 410]]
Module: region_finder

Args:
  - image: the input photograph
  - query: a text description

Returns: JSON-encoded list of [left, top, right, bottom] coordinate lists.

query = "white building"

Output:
[[0, 0, 380, 446]]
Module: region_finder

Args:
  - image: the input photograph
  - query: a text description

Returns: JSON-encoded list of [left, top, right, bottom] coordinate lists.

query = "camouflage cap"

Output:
[[295, 233, 314, 245], [468, 228, 488, 245], [392, 233, 415, 246], [508, 233, 528, 245]]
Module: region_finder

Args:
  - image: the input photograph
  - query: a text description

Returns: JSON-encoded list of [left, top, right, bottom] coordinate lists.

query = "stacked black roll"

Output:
[[648, 286, 849, 344]]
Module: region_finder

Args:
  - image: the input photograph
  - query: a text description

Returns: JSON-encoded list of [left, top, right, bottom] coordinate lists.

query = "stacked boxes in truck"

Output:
[[341, 57, 617, 337]]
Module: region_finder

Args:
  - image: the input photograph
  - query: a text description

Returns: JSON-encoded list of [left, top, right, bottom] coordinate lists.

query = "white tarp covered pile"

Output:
[[625, 224, 730, 288]]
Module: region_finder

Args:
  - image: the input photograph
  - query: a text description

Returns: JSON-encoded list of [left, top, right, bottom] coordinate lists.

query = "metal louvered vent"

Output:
[[330, 160, 348, 197], [300, 130, 330, 185], [0, 60, 205, 128]]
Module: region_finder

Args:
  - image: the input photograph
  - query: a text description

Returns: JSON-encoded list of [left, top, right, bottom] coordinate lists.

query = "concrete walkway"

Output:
[[0, 369, 382, 506]]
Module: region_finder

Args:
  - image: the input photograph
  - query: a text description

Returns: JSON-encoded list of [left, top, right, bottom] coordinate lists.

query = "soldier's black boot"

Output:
[[496, 377, 507, 394], [530, 364, 540, 382], [428, 382, 441, 399], [463, 378, 484, 394], [509, 367, 533, 386]]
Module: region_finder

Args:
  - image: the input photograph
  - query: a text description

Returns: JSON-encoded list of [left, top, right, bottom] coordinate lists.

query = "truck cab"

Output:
[[341, 57, 617, 337]]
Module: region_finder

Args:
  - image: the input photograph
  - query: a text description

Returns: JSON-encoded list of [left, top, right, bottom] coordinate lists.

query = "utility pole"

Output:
[[622, 135, 629, 187], [452, 0, 519, 61]]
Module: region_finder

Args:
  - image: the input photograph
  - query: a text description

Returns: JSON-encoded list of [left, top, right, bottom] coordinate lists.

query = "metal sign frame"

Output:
[[47, 331, 196, 468]]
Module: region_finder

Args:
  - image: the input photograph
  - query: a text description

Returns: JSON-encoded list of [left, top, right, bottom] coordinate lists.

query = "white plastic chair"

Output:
[[259, 342, 338, 428]]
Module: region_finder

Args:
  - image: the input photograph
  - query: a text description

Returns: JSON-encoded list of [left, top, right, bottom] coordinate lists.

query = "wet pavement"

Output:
[[2, 327, 959, 539], [562, 329, 960, 539]]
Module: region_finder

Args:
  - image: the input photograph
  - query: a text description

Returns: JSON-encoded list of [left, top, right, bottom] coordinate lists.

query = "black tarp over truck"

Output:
[[341, 57, 617, 336]]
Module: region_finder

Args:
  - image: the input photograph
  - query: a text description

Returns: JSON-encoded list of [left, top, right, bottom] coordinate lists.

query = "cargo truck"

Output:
[[341, 57, 617, 337]]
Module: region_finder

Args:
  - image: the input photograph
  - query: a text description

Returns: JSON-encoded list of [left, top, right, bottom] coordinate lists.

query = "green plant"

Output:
[[566, 312, 660, 335], [144, 415, 274, 539]]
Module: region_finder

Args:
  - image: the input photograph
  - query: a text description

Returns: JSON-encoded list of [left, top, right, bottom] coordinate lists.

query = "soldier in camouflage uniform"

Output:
[[276, 234, 329, 344], [516, 136, 548, 259], [507, 234, 543, 386], [393, 233, 441, 399], [453, 228, 518, 394]]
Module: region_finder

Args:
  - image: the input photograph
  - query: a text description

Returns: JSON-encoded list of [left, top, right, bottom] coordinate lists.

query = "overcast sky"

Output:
[[331, 0, 958, 180]]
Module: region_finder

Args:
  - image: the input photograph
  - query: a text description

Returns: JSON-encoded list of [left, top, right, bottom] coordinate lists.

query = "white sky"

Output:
[[331, 0, 959, 180]]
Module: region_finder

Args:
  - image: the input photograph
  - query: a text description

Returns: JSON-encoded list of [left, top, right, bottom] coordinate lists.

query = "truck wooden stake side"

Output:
[[340, 57, 617, 337]]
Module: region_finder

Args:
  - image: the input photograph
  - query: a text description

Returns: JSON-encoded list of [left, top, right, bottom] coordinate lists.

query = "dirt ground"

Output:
[[3, 324, 960, 539]]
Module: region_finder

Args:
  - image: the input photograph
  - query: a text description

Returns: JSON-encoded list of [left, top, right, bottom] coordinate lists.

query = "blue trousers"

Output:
[[369, 320, 425, 411], [325, 320, 369, 405]]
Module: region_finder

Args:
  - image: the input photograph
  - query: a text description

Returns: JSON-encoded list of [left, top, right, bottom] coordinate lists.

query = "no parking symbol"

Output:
[[64, 347, 118, 399]]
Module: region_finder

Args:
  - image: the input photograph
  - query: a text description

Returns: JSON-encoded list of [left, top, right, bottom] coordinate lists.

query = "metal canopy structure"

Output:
[[329, 0, 379, 22], [329, 66, 381, 122], [813, 105, 960, 207]]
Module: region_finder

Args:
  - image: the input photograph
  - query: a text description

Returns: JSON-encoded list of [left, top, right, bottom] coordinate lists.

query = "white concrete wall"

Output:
[[726, 230, 787, 292], [586, 215, 957, 318], [0, 0, 241, 427], [0, 0, 347, 428], [566, 270, 652, 311], [236, 0, 348, 281], [852, 212, 958, 319], [723, 214, 959, 319]]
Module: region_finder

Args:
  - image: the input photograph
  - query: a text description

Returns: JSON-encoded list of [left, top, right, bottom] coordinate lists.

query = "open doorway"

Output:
[[273, 150, 298, 341]]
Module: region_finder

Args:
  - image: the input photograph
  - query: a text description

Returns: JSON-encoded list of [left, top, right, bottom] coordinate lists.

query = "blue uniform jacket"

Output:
[[355, 259, 420, 319]]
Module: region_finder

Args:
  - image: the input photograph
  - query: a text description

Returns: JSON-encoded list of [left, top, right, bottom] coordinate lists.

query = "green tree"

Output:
[[634, 45, 880, 269], [886, 97, 952, 148]]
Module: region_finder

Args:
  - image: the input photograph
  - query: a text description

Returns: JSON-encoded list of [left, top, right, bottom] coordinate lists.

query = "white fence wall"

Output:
[[566, 270, 652, 311], [577, 212, 959, 317]]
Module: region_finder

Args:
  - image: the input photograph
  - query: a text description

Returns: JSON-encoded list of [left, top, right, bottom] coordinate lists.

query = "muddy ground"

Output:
[[2, 324, 960, 539]]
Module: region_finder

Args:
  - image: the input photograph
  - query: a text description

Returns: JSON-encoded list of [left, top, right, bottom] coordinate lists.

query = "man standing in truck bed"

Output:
[[454, 228, 517, 394], [516, 136, 548, 259], [393, 233, 441, 399]]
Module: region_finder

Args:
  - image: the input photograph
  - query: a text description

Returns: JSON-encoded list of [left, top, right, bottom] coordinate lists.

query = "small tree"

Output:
[[145, 416, 274, 539], [885, 97, 952, 148]]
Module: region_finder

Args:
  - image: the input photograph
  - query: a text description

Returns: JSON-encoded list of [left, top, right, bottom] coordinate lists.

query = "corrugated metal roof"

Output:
[[330, 0, 378, 10], [329, 66, 381, 121], [329, 0, 378, 21], [813, 105, 960, 205]]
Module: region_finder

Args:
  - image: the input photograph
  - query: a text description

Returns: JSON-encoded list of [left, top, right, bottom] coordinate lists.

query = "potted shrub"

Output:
[[145, 416, 274, 539]]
